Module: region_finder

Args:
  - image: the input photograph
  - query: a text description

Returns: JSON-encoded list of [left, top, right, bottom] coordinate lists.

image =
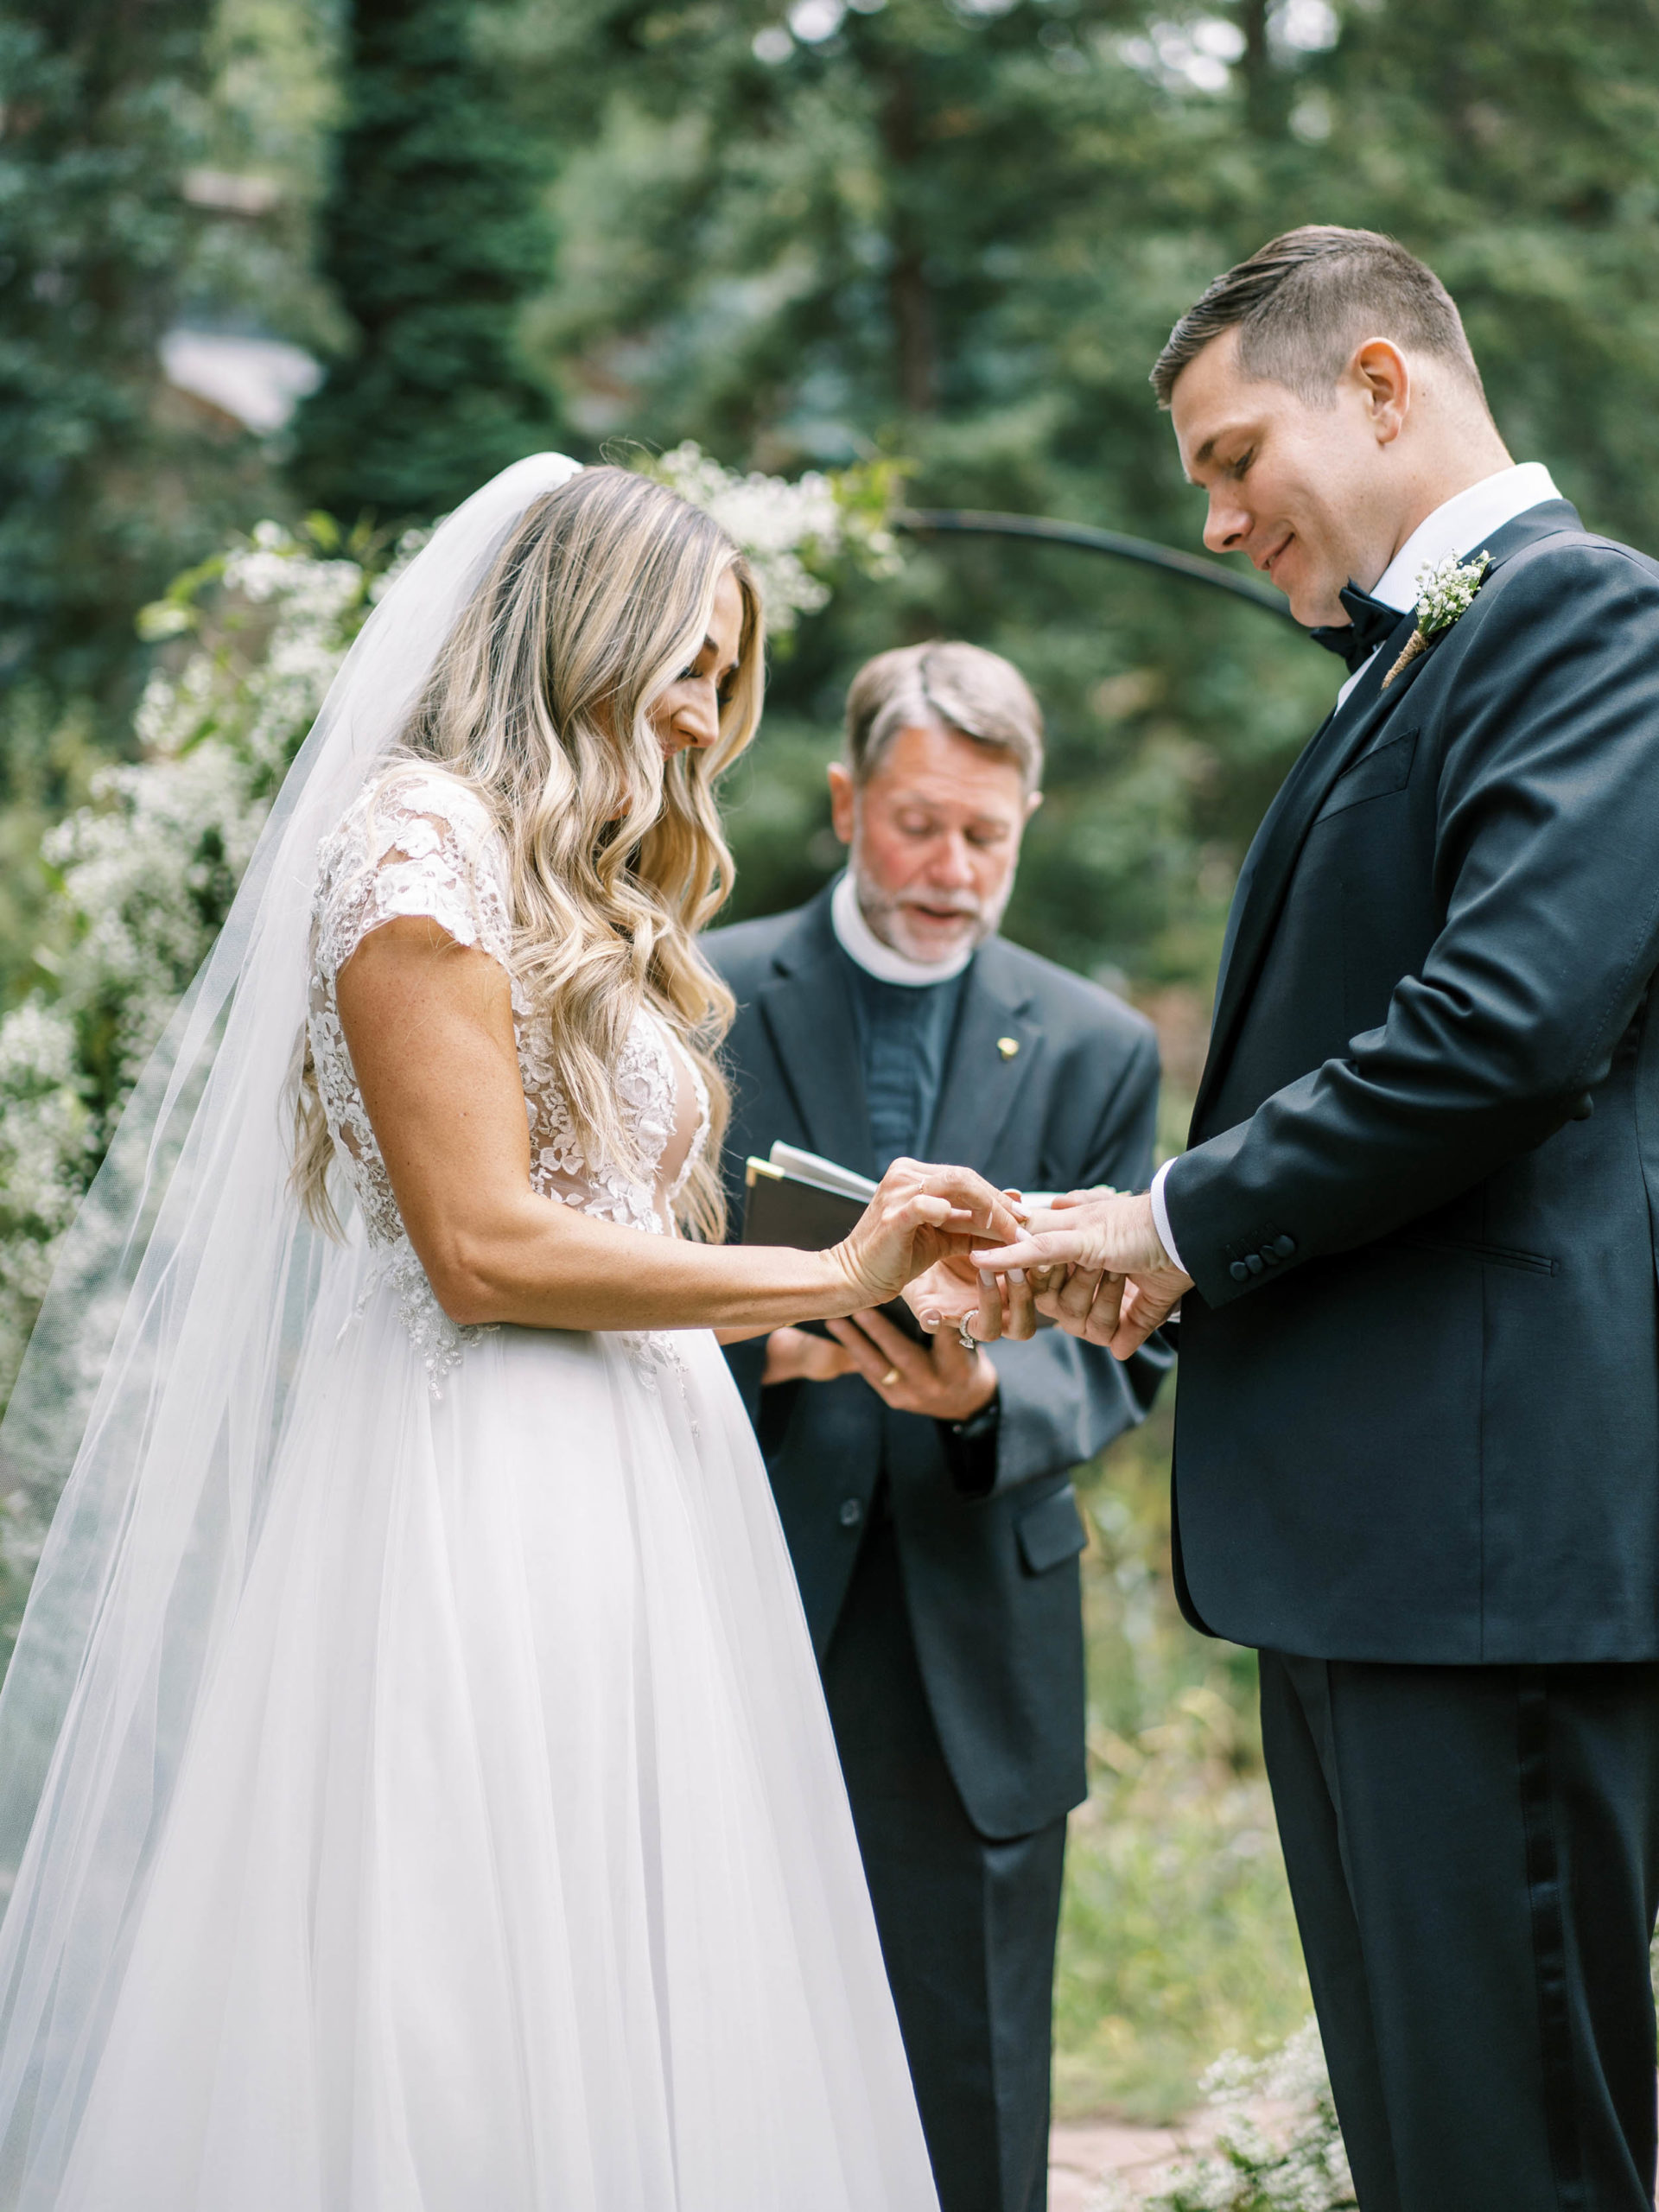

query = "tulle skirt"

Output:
[[49, 1281, 938, 2210]]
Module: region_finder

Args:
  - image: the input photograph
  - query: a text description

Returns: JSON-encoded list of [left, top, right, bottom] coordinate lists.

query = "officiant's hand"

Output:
[[824, 1305, 999, 1421], [760, 1325, 857, 1386], [975, 1190, 1193, 1358]]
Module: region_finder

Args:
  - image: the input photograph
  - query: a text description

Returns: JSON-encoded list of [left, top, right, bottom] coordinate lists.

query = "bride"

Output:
[[0, 455, 1013, 2209]]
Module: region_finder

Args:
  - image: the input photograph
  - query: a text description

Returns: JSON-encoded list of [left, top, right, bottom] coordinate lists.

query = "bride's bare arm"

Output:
[[337, 918, 1018, 1333]]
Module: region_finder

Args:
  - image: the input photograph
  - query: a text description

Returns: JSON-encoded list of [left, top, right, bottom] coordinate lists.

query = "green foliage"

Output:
[[499, 0, 1659, 1002], [184, 0, 345, 351], [289, 0, 563, 519], [1119, 2016, 1356, 2209], [0, 0, 246, 709], [0, 519, 381, 1409], [1059, 1409, 1312, 2122]]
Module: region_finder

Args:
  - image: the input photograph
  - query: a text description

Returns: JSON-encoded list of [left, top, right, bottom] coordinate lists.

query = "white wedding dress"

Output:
[[43, 766, 938, 2211]]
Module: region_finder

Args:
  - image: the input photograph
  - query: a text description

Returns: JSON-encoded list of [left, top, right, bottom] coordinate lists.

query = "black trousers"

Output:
[[1260, 1650, 1659, 2212], [823, 1509, 1067, 2212]]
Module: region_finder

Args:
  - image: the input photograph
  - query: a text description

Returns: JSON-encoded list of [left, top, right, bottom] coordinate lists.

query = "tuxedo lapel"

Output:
[[927, 942, 1040, 1172], [1193, 639, 1415, 1131], [1191, 500, 1585, 1137], [753, 899, 876, 1178]]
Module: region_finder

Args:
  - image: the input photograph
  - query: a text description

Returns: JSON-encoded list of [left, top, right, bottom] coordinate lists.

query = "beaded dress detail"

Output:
[[308, 766, 709, 1389]]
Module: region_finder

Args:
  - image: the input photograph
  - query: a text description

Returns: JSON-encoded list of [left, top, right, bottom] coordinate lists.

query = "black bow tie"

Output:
[[1309, 583, 1405, 676]]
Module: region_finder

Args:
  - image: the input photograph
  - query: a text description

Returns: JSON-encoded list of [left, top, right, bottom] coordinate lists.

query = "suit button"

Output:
[[838, 1498, 862, 1529], [1259, 1245, 1279, 1265], [1229, 1261, 1250, 1282], [1272, 1234, 1297, 1258], [1245, 1252, 1265, 1274]]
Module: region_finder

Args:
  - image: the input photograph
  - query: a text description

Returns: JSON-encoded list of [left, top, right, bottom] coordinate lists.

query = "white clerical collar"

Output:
[[830, 870, 976, 987], [1335, 461, 1560, 706]]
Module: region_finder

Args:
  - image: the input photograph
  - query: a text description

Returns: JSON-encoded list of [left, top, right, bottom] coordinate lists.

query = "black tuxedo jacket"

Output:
[[1164, 499, 1659, 1664], [703, 888, 1168, 1838]]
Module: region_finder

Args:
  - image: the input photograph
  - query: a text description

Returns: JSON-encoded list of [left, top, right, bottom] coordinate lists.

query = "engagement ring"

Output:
[[880, 1367, 900, 1388], [956, 1319, 977, 1354]]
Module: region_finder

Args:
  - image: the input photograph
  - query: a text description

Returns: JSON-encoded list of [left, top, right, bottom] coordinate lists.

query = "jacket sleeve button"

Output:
[[838, 1497, 863, 1529], [1260, 1245, 1280, 1265], [1229, 1260, 1250, 1282], [1245, 1252, 1265, 1274], [1272, 1234, 1297, 1258]]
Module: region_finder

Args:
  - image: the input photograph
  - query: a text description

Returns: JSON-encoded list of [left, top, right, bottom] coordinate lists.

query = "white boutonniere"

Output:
[[1382, 549, 1491, 688]]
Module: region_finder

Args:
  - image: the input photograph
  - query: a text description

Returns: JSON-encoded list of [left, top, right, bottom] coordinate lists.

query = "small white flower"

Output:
[[1413, 547, 1491, 637], [1382, 549, 1491, 690], [640, 442, 905, 632]]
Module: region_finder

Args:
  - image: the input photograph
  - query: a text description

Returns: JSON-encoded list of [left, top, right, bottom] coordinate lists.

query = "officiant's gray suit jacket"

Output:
[[704, 888, 1168, 1840], [1163, 499, 1659, 1664]]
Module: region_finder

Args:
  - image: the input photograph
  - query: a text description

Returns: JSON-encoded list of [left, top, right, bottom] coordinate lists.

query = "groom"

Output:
[[982, 226, 1659, 2210]]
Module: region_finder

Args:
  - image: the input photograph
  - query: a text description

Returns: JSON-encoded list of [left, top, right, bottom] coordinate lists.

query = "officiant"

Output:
[[704, 642, 1170, 2212]]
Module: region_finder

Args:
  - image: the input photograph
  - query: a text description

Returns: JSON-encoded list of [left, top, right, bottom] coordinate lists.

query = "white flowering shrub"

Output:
[[0, 453, 907, 1426], [640, 442, 905, 632], [0, 519, 380, 1425], [0, 1005, 95, 1398], [1103, 2018, 1356, 2212]]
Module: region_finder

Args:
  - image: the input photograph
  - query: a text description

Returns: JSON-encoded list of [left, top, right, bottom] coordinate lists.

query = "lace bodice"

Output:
[[308, 767, 709, 1384]]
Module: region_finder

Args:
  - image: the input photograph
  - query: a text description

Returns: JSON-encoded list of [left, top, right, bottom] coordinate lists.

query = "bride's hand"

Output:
[[828, 1159, 1022, 1313]]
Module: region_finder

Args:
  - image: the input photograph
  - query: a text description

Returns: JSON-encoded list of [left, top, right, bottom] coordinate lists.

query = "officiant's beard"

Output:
[[852, 862, 1009, 966]]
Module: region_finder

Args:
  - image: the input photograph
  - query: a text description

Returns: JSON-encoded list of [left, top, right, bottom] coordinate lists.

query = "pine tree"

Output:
[[0, 0, 218, 709], [289, 0, 561, 522], [512, 0, 1659, 988]]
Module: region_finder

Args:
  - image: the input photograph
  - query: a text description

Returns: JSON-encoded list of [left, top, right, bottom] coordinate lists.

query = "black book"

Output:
[[741, 1142, 1061, 1344], [741, 1142, 928, 1343]]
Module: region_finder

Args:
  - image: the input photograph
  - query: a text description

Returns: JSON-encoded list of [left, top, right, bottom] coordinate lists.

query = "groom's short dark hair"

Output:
[[1151, 226, 1485, 410]]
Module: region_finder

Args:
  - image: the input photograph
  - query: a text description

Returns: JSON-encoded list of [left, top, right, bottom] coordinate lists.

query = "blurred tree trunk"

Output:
[[1239, 0, 1279, 137], [879, 60, 937, 416], [289, 0, 562, 521]]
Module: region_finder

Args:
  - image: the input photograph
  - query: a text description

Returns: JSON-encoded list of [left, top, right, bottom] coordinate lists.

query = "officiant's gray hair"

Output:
[[1151, 226, 1486, 410], [845, 641, 1044, 796]]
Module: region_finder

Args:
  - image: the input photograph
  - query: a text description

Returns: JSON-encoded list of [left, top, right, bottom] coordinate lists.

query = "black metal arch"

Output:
[[894, 507, 1298, 625]]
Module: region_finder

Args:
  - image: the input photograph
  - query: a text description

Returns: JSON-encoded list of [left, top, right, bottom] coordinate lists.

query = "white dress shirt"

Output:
[[1334, 461, 1560, 707], [1149, 461, 1561, 1274]]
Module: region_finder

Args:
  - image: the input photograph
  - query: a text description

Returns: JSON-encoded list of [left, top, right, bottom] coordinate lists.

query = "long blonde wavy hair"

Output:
[[295, 465, 764, 1243]]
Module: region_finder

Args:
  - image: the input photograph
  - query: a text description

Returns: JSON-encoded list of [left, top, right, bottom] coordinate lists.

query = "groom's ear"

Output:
[[1025, 790, 1044, 820], [827, 761, 856, 845], [1347, 337, 1412, 448]]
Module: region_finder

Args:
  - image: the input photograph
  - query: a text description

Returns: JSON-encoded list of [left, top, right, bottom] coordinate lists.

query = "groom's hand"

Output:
[[975, 1191, 1193, 1359]]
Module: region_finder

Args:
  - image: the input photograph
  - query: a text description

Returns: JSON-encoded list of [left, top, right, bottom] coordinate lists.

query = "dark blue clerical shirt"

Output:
[[838, 950, 970, 1176]]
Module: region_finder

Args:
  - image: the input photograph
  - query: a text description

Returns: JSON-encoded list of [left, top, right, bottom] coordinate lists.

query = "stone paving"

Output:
[[1047, 2119, 1184, 2211]]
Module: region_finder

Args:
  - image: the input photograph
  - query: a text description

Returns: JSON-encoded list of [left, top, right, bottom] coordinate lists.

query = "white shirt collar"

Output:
[[830, 869, 976, 987], [1336, 461, 1560, 705]]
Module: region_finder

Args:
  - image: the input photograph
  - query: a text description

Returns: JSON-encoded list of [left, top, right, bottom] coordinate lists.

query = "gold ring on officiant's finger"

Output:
[[880, 1367, 900, 1389], [957, 1319, 976, 1354]]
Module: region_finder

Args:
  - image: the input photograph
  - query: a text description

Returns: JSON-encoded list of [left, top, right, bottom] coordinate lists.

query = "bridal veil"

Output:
[[0, 455, 586, 2192]]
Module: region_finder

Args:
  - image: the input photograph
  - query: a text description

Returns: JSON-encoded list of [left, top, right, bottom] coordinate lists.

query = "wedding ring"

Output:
[[956, 1319, 977, 1354], [880, 1367, 901, 1389]]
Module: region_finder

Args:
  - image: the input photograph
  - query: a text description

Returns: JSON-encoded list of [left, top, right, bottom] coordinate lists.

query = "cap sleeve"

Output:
[[314, 767, 516, 982]]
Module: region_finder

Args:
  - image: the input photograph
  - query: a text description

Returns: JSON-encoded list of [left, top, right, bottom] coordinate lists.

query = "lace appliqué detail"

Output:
[[360, 1241, 493, 1393], [308, 769, 710, 1397]]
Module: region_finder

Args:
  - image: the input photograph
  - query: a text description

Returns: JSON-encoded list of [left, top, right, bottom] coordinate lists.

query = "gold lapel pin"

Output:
[[997, 1036, 1020, 1060]]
